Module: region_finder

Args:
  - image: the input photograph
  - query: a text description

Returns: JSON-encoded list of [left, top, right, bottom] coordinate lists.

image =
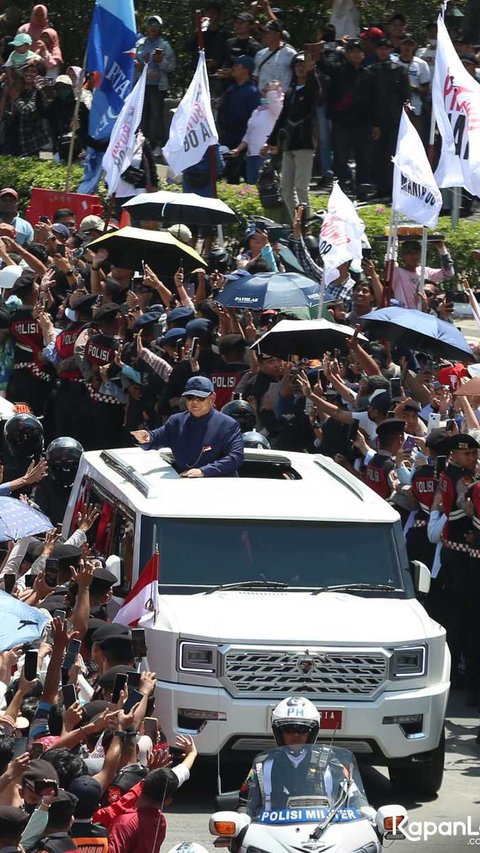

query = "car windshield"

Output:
[[246, 744, 369, 822], [140, 518, 405, 590]]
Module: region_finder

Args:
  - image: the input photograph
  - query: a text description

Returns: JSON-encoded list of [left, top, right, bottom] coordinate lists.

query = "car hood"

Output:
[[154, 591, 440, 644]]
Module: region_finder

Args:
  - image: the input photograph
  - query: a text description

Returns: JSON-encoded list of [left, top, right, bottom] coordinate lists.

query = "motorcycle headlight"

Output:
[[390, 646, 426, 678], [179, 641, 218, 674]]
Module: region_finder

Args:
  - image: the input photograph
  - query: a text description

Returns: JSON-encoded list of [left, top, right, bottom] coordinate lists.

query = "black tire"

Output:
[[388, 731, 445, 799]]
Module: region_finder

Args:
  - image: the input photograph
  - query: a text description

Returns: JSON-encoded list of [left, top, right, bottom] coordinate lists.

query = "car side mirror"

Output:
[[376, 804, 408, 839], [215, 792, 240, 811], [410, 560, 431, 595]]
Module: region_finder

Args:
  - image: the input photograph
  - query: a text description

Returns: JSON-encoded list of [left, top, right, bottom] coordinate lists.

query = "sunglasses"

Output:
[[281, 724, 310, 734], [184, 394, 210, 401]]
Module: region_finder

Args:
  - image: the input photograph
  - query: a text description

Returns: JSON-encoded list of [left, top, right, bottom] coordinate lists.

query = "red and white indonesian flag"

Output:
[[113, 551, 159, 628], [102, 64, 148, 195], [162, 50, 218, 177], [319, 182, 365, 287], [433, 13, 480, 195]]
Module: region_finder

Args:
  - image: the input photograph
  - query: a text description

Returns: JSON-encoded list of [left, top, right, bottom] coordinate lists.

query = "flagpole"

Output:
[[65, 48, 87, 192], [196, 9, 224, 246], [417, 225, 428, 309], [384, 208, 399, 306]]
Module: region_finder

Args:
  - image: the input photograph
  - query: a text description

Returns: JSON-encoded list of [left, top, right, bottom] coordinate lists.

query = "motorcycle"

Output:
[[209, 744, 408, 853]]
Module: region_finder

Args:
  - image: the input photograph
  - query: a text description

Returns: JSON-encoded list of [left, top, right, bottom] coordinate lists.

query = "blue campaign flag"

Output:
[[78, 0, 136, 194], [0, 591, 50, 651]]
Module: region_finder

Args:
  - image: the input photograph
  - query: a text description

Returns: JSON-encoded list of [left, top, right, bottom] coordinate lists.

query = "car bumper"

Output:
[[154, 677, 450, 763]]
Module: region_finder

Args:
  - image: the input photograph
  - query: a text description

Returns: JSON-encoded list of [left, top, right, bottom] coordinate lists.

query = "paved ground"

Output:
[[164, 687, 480, 853]]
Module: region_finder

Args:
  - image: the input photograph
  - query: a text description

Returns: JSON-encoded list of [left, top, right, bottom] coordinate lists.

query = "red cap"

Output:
[[437, 363, 468, 386], [360, 27, 384, 40], [0, 187, 18, 199]]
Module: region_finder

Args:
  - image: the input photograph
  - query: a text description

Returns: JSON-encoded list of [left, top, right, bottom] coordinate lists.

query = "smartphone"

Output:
[[446, 419, 456, 431], [427, 412, 441, 432], [131, 628, 147, 659], [39, 215, 50, 224], [3, 572, 15, 594], [62, 683, 78, 709], [112, 672, 129, 704], [362, 247, 372, 260], [387, 410, 396, 419], [31, 742, 45, 759], [24, 649, 38, 682], [435, 455, 447, 477], [128, 670, 141, 688], [56, 244, 66, 258], [390, 377, 402, 398], [63, 638, 81, 672], [24, 575, 35, 589], [175, 338, 184, 359], [444, 290, 455, 304], [184, 281, 195, 299], [53, 608, 66, 619], [123, 687, 143, 713], [190, 336, 200, 361], [44, 558, 58, 588], [348, 419, 359, 443], [144, 717, 158, 742], [403, 435, 416, 451]]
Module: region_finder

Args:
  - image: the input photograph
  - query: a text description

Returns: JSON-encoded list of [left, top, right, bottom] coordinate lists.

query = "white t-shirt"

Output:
[[242, 93, 284, 155], [254, 44, 298, 93], [393, 56, 430, 115], [351, 410, 378, 442], [329, 0, 360, 38]]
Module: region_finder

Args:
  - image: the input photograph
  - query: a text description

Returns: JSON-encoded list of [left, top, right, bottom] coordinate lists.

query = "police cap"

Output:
[[447, 433, 480, 451]]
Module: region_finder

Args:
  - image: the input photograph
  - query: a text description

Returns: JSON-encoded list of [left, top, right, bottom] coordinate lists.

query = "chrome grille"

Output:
[[222, 648, 388, 700]]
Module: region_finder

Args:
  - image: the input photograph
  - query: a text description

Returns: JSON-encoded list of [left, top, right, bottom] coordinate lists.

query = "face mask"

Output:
[[65, 307, 77, 321]]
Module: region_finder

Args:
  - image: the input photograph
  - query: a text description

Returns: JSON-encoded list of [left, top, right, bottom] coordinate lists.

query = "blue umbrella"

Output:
[[0, 591, 50, 651], [0, 498, 52, 542], [216, 272, 320, 310], [359, 307, 474, 363]]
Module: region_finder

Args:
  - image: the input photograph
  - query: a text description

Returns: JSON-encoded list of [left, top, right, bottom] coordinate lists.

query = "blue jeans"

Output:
[[246, 155, 264, 184], [316, 105, 332, 176]]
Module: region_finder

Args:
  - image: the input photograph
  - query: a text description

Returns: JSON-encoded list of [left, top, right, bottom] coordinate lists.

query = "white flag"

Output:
[[162, 50, 218, 177], [102, 65, 148, 196], [433, 14, 480, 195], [392, 109, 442, 228], [319, 182, 365, 287]]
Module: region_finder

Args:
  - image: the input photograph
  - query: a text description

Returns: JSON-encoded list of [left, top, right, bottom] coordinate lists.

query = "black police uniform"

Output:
[[81, 330, 124, 451], [365, 450, 395, 500], [406, 462, 437, 567], [7, 307, 55, 417], [54, 320, 88, 440]]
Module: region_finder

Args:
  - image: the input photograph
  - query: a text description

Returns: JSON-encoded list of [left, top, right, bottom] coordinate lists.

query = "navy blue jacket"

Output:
[[145, 409, 244, 477]]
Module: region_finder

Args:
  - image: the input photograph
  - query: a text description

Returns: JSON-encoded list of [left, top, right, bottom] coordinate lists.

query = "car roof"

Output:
[[76, 447, 399, 524]]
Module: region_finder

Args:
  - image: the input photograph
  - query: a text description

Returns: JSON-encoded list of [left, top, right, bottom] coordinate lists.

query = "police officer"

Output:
[[6, 272, 55, 417], [364, 418, 405, 500], [132, 376, 244, 477], [239, 697, 367, 817], [406, 429, 449, 568], [3, 412, 44, 484], [78, 303, 124, 450], [211, 335, 249, 409], [121, 311, 166, 434], [221, 398, 257, 432], [434, 433, 479, 684], [51, 293, 97, 440], [32, 437, 83, 525]]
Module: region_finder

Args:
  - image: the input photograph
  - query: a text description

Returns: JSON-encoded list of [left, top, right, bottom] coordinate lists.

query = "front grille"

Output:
[[222, 648, 388, 700]]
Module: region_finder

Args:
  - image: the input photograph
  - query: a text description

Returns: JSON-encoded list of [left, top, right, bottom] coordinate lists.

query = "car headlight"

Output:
[[390, 646, 426, 678], [179, 641, 218, 674]]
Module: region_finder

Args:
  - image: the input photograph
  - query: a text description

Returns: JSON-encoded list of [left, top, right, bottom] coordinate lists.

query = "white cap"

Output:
[[168, 223, 193, 245], [0, 265, 23, 290]]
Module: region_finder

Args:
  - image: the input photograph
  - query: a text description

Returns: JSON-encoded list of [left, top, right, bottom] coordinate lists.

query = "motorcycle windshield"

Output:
[[247, 744, 370, 824]]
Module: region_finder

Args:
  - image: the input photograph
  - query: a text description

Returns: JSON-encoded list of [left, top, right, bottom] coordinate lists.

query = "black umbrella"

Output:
[[359, 307, 474, 362], [87, 226, 206, 274], [252, 319, 368, 358], [122, 191, 239, 225]]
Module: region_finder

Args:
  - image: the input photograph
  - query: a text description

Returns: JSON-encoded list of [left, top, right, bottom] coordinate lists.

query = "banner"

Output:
[[319, 182, 365, 287], [162, 51, 218, 177], [392, 109, 442, 228], [78, 0, 136, 194], [432, 13, 480, 195], [102, 65, 148, 196]]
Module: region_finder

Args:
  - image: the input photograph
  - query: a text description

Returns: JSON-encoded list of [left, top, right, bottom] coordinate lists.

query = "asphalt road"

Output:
[[164, 687, 480, 853]]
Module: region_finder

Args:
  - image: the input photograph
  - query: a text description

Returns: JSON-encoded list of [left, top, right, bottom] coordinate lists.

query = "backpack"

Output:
[[257, 157, 283, 209]]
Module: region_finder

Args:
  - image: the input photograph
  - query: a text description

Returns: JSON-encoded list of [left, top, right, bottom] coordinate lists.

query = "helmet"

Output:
[[4, 413, 43, 459], [271, 696, 320, 746], [46, 437, 83, 487], [167, 845, 209, 853], [221, 399, 256, 433], [242, 430, 271, 449]]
